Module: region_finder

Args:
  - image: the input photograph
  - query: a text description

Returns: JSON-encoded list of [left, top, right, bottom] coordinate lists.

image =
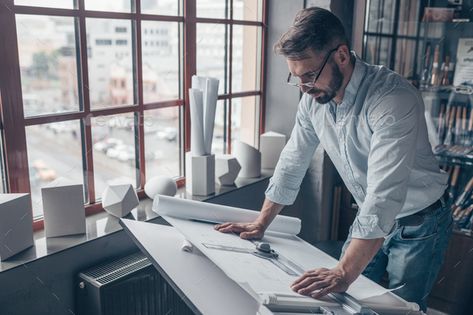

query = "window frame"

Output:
[[0, 0, 267, 231]]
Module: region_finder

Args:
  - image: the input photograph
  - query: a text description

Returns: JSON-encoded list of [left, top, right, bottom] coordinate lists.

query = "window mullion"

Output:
[[77, 0, 96, 203], [183, 0, 196, 153], [0, 0, 31, 194], [134, 0, 146, 189]]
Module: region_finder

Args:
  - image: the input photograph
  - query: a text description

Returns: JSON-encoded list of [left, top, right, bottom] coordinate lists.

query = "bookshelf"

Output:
[[363, 0, 473, 237], [353, 1, 473, 312]]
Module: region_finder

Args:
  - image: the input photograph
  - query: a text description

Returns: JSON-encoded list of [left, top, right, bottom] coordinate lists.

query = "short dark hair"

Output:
[[274, 7, 350, 60]]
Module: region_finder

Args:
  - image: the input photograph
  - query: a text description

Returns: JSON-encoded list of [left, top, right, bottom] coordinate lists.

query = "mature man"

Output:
[[215, 7, 452, 312]]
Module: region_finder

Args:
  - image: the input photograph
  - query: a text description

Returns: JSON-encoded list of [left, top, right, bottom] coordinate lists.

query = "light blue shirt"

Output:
[[265, 56, 448, 239]]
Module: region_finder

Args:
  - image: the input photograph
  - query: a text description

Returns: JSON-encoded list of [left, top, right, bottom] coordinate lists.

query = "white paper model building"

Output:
[[42, 178, 86, 238], [0, 193, 34, 261], [144, 176, 177, 199], [260, 131, 286, 169], [102, 183, 139, 218], [234, 141, 261, 178], [215, 155, 241, 186]]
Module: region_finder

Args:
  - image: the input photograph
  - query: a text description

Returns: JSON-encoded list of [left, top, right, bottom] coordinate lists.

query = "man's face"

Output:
[[286, 49, 344, 104]]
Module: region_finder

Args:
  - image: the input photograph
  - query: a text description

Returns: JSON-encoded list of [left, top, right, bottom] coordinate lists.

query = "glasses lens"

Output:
[[288, 74, 301, 86]]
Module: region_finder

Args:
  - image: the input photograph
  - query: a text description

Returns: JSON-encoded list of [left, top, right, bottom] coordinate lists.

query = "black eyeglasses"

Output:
[[287, 45, 341, 89]]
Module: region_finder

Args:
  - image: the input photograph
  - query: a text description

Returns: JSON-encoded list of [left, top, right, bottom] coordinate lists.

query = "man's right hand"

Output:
[[214, 222, 266, 240]]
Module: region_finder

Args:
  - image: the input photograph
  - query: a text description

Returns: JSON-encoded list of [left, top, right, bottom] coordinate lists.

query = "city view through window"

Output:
[[11, 0, 263, 217]]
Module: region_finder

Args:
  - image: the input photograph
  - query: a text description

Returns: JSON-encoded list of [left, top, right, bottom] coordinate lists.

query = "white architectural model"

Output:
[[144, 176, 177, 198], [186, 152, 215, 196], [234, 141, 261, 178], [102, 184, 139, 217], [186, 76, 220, 196], [0, 193, 34, 260], [215, 155, 241, 186], [42, 178, 86, 238], [260, 131, 286, 169]]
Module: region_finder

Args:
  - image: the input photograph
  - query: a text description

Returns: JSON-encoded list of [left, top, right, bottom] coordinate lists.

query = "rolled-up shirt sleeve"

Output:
[[265, 96, 320, 205], [351, 88, 420, 239]]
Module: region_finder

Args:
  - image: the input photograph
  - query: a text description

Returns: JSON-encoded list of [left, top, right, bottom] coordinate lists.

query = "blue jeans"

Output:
[[341, 200, 453, 312]]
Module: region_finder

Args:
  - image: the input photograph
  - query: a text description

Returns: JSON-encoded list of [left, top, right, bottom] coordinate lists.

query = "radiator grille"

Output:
[[76, 251, 194, 315], [81, 252, 150, 285]]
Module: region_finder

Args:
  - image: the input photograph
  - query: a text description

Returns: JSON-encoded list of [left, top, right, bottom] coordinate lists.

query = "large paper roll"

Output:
[[153, 195, 301, 235]]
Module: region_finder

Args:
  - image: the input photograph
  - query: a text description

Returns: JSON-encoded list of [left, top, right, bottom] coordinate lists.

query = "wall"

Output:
[[264, 0, 343, 244]]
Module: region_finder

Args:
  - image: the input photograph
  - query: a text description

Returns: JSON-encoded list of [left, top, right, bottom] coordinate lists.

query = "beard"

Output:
[[307, 62, 344, 104]]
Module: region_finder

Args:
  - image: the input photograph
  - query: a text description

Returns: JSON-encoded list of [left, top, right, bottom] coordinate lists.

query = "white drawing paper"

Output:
[[153, 196, 420, 313]]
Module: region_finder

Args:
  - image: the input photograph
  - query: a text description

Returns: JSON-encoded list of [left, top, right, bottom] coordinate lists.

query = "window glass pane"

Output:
[[364, 36, 392, 67], [213, 100, 226, 155], [14, 0, 74, 9], [365, 0, 396, 34], [231, 96, 260, 150], [196, 23, 228, 94], [16, 15, 79, 117], [26, 121, 84, 217], [233, 0, 263, 21], [232, 25, 261, 93], [397, 0, 420, 36], [92, 114, 137, 198], [141, 0, 182, 16], [394, 39, 417, 79], [144, 107, 181, 178], [197, 0, 227, 19], [87, 19, 134, 109], [84, 0, 131, 12], [142, 21, 181, 103]]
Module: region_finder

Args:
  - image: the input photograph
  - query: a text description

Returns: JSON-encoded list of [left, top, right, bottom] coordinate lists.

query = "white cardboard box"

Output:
[[42, 178, 86, 238], [0, 193, 34, 260]]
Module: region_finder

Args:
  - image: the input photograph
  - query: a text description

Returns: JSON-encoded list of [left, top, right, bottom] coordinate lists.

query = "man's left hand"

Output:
[[291, 267, 352, 299]]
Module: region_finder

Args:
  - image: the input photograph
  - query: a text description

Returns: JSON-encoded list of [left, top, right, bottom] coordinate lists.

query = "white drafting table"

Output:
[[120, 218, 261, 315], [121, 218, 421, 315]]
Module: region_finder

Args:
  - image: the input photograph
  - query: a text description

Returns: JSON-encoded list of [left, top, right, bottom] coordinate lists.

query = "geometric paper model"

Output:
[[0, 193, 34, 260], [260, 131, 286, 169], [144, 176, 177, 199], [102, 183, 139, 218], [186, 152, 215, 196], [234, 141, 261, 178], [215, 155, 241, 186], [41, 178, 86, 238]]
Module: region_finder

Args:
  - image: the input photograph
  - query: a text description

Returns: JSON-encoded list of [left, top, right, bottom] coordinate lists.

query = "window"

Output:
[[0, 0, 266, 228]]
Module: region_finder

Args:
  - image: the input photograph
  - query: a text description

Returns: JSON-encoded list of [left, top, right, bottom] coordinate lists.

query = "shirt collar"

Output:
[[340, 52, 367, 107]]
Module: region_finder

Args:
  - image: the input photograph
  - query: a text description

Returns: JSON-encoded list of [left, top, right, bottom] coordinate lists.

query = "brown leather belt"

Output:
[[396, 198, 443, 227]]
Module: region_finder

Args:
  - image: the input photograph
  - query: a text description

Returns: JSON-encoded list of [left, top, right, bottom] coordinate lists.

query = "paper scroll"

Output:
[[153, 195, 301, 235], [189, 76, 219, 156]]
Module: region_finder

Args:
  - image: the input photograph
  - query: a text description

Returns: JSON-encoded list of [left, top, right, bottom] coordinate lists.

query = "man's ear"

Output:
[[336, 45, 351, 67]]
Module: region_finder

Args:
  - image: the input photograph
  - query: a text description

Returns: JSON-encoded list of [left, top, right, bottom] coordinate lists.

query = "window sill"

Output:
[[0, 170, 272, 273]]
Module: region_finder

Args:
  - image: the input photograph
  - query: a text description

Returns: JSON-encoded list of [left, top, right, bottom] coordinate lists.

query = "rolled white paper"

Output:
[[181, 239, 194, 252], [153, 195, 301, 235], [203, 77, 219, 154], [191, 75, 206, 91], [189, 88, 206, 156]]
